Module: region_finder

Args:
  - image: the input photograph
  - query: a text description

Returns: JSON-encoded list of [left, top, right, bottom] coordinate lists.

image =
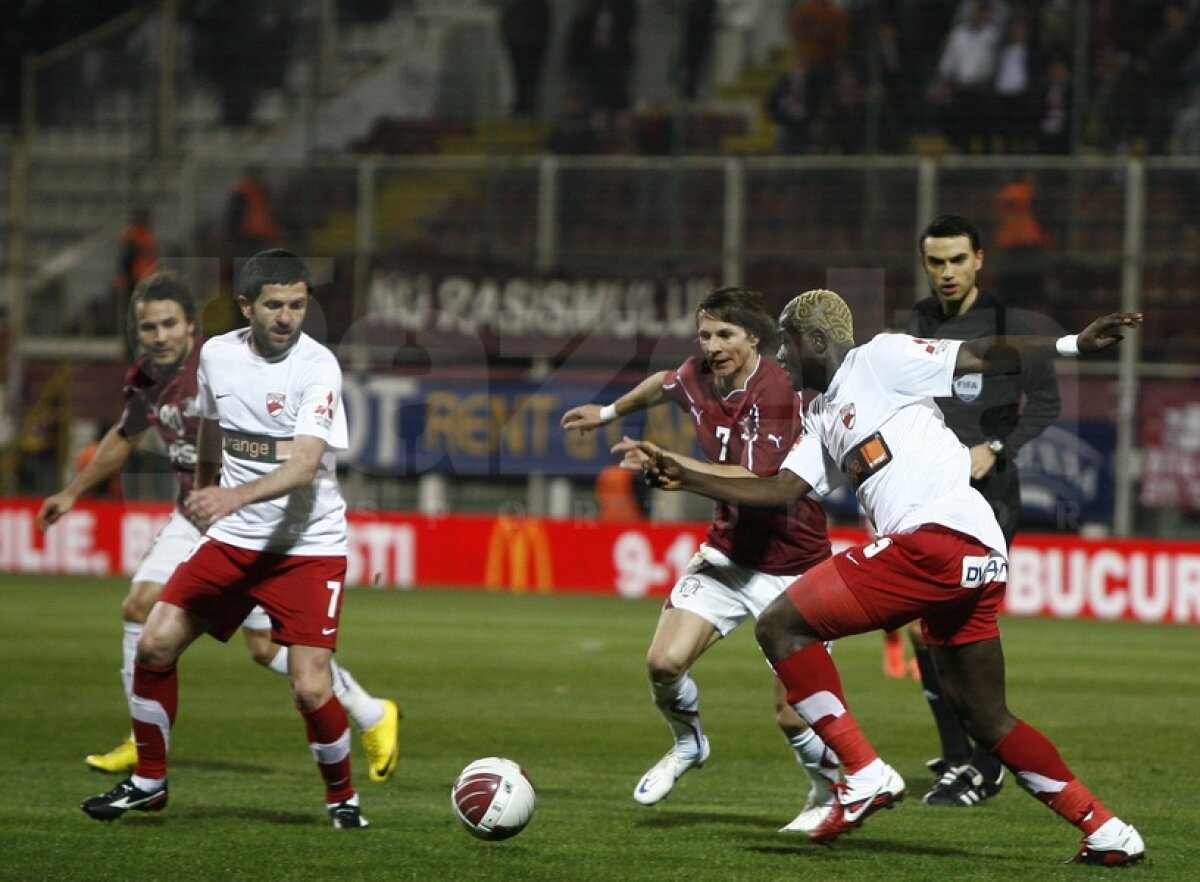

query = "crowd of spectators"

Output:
[[0, 0, 299, 129], [4, 0, 1200, 159], [753, 0, 1200, 157], [542, 0, 1200, 160]]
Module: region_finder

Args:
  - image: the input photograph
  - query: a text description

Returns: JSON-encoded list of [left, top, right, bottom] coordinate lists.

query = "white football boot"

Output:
[[633, 737, 711, 805]]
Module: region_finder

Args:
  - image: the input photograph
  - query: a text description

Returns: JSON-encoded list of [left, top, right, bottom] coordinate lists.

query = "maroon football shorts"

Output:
[[784, 524, 1005, 646], [160, 537, 349, 649]]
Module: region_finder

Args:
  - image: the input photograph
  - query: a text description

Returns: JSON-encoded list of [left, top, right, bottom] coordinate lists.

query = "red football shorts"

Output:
[[784, 525, 1006, 646], [160, 537, 349, 649]]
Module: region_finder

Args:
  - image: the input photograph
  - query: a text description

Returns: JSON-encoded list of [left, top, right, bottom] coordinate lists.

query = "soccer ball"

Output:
[[451, 757, 537, 841]]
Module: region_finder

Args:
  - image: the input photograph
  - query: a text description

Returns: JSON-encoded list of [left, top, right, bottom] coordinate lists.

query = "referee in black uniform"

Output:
[[904, 213, 1061, 808]]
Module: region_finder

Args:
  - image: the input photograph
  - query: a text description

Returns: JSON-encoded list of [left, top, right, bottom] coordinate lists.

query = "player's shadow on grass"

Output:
[[745, 836, 973, 859], [183, 805, 315, 826], [633, 810, 780, 831], [172, 757, 276, 775]]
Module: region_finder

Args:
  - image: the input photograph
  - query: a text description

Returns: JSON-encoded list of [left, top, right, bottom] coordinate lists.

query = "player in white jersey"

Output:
[[633, 289, 1146, 866], [39, 271, 398, 784], [82, 250, 370, 829]]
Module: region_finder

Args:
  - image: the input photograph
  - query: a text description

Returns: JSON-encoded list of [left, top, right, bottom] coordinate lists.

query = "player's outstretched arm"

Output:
[[37, 427, 139, 531], [560, 371, 669, 433], [611, 436, 754, 479], [1076, 311, 1144, 351], [955, 311, 1143, 374], [624, 440, 812, 506]]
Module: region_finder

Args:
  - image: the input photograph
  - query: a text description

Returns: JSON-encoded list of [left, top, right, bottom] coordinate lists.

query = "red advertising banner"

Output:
[[2, 499, 1198, 624]]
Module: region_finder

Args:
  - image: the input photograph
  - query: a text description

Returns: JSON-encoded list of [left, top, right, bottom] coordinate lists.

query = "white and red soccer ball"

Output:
[[451, 757, 537, 841]]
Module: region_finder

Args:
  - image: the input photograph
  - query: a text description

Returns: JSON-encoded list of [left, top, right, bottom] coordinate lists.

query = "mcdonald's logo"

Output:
[[484, 516, 554, 593]]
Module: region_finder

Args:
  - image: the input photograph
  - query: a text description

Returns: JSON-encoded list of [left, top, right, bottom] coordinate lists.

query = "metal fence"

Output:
[[7, 153, 1200, 536], [23, 152, 1195, 352]]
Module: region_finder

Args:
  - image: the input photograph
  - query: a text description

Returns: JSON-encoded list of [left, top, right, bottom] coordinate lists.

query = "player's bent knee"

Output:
[[134, 632, 178, 668], [645, 647, 689, 684], [960, 707, 1017, 748], [291, 680, 334, 712], [242, 629, 276, 666], [754, 605, 790, 658], [247, 647, 276, 667], [121, 601, 146, 623], [121, 592, 156, 623]]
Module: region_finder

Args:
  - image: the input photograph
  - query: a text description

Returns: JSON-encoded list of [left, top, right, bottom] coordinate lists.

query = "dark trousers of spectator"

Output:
[[993, 93, 1034, 152], [506, 42, 547, 116], [581, 65, 632, 114], [945, 87, 991, 153]]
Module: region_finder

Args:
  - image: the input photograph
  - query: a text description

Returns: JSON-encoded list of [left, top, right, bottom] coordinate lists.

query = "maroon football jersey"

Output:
[[115, 341, 202, 508], [662, 354, 830, 575]]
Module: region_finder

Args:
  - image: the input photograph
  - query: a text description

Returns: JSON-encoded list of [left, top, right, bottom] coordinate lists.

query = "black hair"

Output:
[[696, 286, 778, 352], [131, 269, 196, 321], [236, 248, 311, 302], [919, 214, 983, 254]]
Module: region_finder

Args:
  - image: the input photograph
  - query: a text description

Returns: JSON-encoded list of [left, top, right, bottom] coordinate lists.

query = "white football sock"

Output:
[[121, 621, 143, 702], [845, 757, 887, 795], [331, 661, 385, 731], [788, 727, 841, 795], [651, 675, 706, 756], [130, 774, 165, 793], [266, 646, 290, 676]]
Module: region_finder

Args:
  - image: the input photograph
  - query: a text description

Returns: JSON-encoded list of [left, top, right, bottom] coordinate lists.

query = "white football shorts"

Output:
[[667, 544, 800, 636], [131, 509, 272, 632]]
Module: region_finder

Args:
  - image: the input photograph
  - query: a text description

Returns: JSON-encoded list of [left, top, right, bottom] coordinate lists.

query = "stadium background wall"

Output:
[[2, 499, 1197, 626]]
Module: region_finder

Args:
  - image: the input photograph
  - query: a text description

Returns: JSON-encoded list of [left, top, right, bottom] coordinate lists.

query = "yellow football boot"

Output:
[[361, 699, 400, 783], [85, 735, 137, 773]]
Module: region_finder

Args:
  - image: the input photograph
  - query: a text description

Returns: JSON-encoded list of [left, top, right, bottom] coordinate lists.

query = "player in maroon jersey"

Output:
[[561, 286, 839, 832], [37, 270, 400, 783]]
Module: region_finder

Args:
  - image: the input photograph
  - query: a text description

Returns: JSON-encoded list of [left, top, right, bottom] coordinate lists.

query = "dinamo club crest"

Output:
[[266, 392, 286, 417]]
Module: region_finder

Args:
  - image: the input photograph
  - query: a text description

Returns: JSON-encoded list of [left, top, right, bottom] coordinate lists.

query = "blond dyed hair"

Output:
[[779, 288, 855, 346]]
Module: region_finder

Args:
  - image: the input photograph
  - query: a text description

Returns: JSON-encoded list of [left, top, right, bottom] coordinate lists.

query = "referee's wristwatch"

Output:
[[986, 437, 1006, 457]]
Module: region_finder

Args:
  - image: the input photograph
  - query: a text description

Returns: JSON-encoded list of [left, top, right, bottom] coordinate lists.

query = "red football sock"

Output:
[[991, 719, 1115, 834], [130, 662, 177, 780], [773, 642, 877, 774], [301, 696, 355, 804]]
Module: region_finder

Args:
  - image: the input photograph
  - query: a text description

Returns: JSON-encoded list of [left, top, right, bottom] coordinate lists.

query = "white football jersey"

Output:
[[782, 333, 1007, 557], [196, 329, 349, 555]]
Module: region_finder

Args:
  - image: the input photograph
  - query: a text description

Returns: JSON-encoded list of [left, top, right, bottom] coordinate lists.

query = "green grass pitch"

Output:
[[1, 575, 1196, 880]]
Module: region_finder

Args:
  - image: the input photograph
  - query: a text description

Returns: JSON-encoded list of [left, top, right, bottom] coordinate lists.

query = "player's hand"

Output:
[[610, 435, 658, 471], [36, 492, 74, 532], [560, 404, 605, 433], [1078, 312, 1142, 352], [185, 486, 241, 532], [968, 443, 997, 481], [645, 449, 685, 491], [610, 437, 683, 490]]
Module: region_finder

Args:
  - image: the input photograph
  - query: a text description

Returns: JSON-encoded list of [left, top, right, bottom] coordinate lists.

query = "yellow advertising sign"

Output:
[[484, 516, 554, 593]]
